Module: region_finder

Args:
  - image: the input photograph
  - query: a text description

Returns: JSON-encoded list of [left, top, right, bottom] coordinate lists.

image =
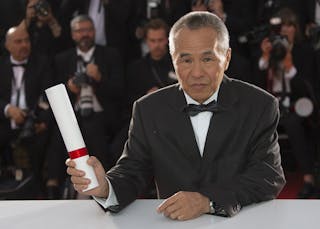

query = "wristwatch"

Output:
[[209, 200, 216, 214]]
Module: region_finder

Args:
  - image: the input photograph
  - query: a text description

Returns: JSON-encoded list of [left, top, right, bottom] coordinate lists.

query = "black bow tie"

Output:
[[11, 63, 27, 68], [184, 100, 219, 116]]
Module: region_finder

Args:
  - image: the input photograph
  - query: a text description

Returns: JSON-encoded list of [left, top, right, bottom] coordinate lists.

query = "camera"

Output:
[[72, 73, 94, 118], [78, 85, 94, 118], [33, 0, 50, 17], [72, 72, 92, 87], [269, 34, 289, 70], [12, 110, 37, 147], [238, 17, 282, 45]]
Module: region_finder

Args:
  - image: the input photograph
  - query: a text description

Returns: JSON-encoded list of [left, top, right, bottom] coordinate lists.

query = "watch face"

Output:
[[209, 201, 215, 214]]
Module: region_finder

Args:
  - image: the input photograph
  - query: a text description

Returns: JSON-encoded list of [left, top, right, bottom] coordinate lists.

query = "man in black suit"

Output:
[[47, 15, 125, 197], [0, 26, 53, 191], [67, 12, 285, 219], [126, 18, 177, 111]]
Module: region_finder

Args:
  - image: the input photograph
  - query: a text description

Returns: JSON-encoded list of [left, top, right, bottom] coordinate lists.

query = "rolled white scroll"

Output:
[[45, 84, 98, 191]]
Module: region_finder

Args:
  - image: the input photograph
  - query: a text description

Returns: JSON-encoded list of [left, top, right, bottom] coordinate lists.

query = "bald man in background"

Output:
[[0, 26, 53, 197]]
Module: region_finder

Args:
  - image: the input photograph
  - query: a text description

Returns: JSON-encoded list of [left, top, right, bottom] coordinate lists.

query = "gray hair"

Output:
[[70, 15, 94, 31], [169, 12, 229, 55]]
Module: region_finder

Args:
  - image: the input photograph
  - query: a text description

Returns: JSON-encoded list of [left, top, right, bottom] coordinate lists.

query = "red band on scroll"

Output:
[[68, 147, 88, 159]]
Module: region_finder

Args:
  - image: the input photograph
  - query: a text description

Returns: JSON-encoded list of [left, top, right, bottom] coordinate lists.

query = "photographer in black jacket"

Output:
[[256, 8, 317, 198], [0, 26, 53, 196]]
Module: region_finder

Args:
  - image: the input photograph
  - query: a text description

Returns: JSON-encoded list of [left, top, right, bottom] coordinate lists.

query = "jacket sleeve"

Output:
[[106, 101, 154, 212]]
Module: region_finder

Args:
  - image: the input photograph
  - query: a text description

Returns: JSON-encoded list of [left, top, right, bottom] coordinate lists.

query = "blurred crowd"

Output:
[[0, 0, 320, 200]]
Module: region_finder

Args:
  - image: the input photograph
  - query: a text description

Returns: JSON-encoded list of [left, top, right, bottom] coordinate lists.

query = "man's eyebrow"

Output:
[[202, 50, 214, 55], [179, 53, 191, 58]]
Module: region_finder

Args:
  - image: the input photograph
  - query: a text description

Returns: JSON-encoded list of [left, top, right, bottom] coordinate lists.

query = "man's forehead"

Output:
[[178, 50, 215, 57], [7, 29, 29, 41], [76, 21, 93, 28]]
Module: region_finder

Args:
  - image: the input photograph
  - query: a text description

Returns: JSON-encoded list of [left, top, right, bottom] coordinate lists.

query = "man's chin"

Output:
[[79, 41, 94, 50]]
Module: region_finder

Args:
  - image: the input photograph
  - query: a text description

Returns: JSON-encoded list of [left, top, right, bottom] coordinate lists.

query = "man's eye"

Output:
[[203, 57, 213, 62], [182, 59, 192, 63]]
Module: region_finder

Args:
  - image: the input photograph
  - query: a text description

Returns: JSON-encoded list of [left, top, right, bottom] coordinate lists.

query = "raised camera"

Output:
[[33, 0, 50, 17]]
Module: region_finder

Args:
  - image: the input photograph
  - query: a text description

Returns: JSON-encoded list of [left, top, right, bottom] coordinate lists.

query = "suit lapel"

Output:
[[202, 76, 239, 163], [170, 85, 202, 163], [23, 58, 32, 108], [1, 57, 14, 102]]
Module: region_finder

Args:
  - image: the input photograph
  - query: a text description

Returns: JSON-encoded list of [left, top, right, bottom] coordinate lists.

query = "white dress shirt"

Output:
[[315, 0, 320, 25], [4, 56, 28, 129], [258, 57, 297, 91], [258, 57, 296, 107], [75, 47, 103, 112], [88, 0, 107, 46], [94, 87, 220, 208], [183, 90, 218, 156]]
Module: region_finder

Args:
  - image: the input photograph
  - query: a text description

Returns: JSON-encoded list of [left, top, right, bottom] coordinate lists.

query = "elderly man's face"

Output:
[[5, 29, 31, 61], [172, 27, 231, 103], [71, 20, 95, 52]]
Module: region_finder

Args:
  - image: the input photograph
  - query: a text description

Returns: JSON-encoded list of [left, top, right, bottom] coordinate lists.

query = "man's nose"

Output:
[[21, 40, 30, 48], [190, 60, 204, 78]]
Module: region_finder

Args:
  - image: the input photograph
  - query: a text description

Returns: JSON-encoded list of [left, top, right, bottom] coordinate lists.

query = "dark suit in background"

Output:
[[126, 52, 176, 109], [106, 76, 285, 216], [0, 53, 53, 186]]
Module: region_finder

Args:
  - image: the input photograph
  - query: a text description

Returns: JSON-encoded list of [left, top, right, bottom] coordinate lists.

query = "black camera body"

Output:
[[13, 110, 37, 147], [33, 0, 50, 17], [72, 72, 92, 87], [239, 17, 283, 45], [269, 34, 289, 70], [239, 17, 289, 68]]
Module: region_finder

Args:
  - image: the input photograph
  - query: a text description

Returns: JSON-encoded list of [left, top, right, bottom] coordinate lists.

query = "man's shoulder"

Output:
[[136, 83, 180, 105], [55, 48, 75, 61], [128, 57, 147, 68], [0, 55, 9, 66], [225, 77, 276, 103], [29, 52, 50, 65], [95, 45, 121, 57]]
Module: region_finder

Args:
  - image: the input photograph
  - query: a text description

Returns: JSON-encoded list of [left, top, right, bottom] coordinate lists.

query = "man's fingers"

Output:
[[169, 209, 184, 220], [73, 184, 89, 192], [65, 158, 76, 168], [87, 156, 99, 167], [157, 193, 180, 213], [70, 175, 90, 186], [66, 166, 85, 177], [162, 202, 181, 216]]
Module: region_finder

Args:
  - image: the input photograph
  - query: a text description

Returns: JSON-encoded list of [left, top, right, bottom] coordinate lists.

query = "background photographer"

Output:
[[47, 15, 126, 199], [0, 26, 53, 197], [256, 8, 318, 198], [20, 0, 62, 58]]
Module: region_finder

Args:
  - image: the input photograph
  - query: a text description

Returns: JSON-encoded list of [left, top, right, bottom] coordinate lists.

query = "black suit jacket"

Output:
[[107, 76, 285, 217], [0, 54, 53, 130], [126, 52, 176, 109], [54, 45, 125, 130]]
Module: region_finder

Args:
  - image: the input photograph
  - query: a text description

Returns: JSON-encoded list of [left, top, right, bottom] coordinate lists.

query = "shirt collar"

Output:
[[10, 56, 28, 65], [76, 46, 95, 62], [183, 86, 220, 105]]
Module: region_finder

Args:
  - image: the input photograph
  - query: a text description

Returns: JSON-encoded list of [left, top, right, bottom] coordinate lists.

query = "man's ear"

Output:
[[224, 48, 232, 71]]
